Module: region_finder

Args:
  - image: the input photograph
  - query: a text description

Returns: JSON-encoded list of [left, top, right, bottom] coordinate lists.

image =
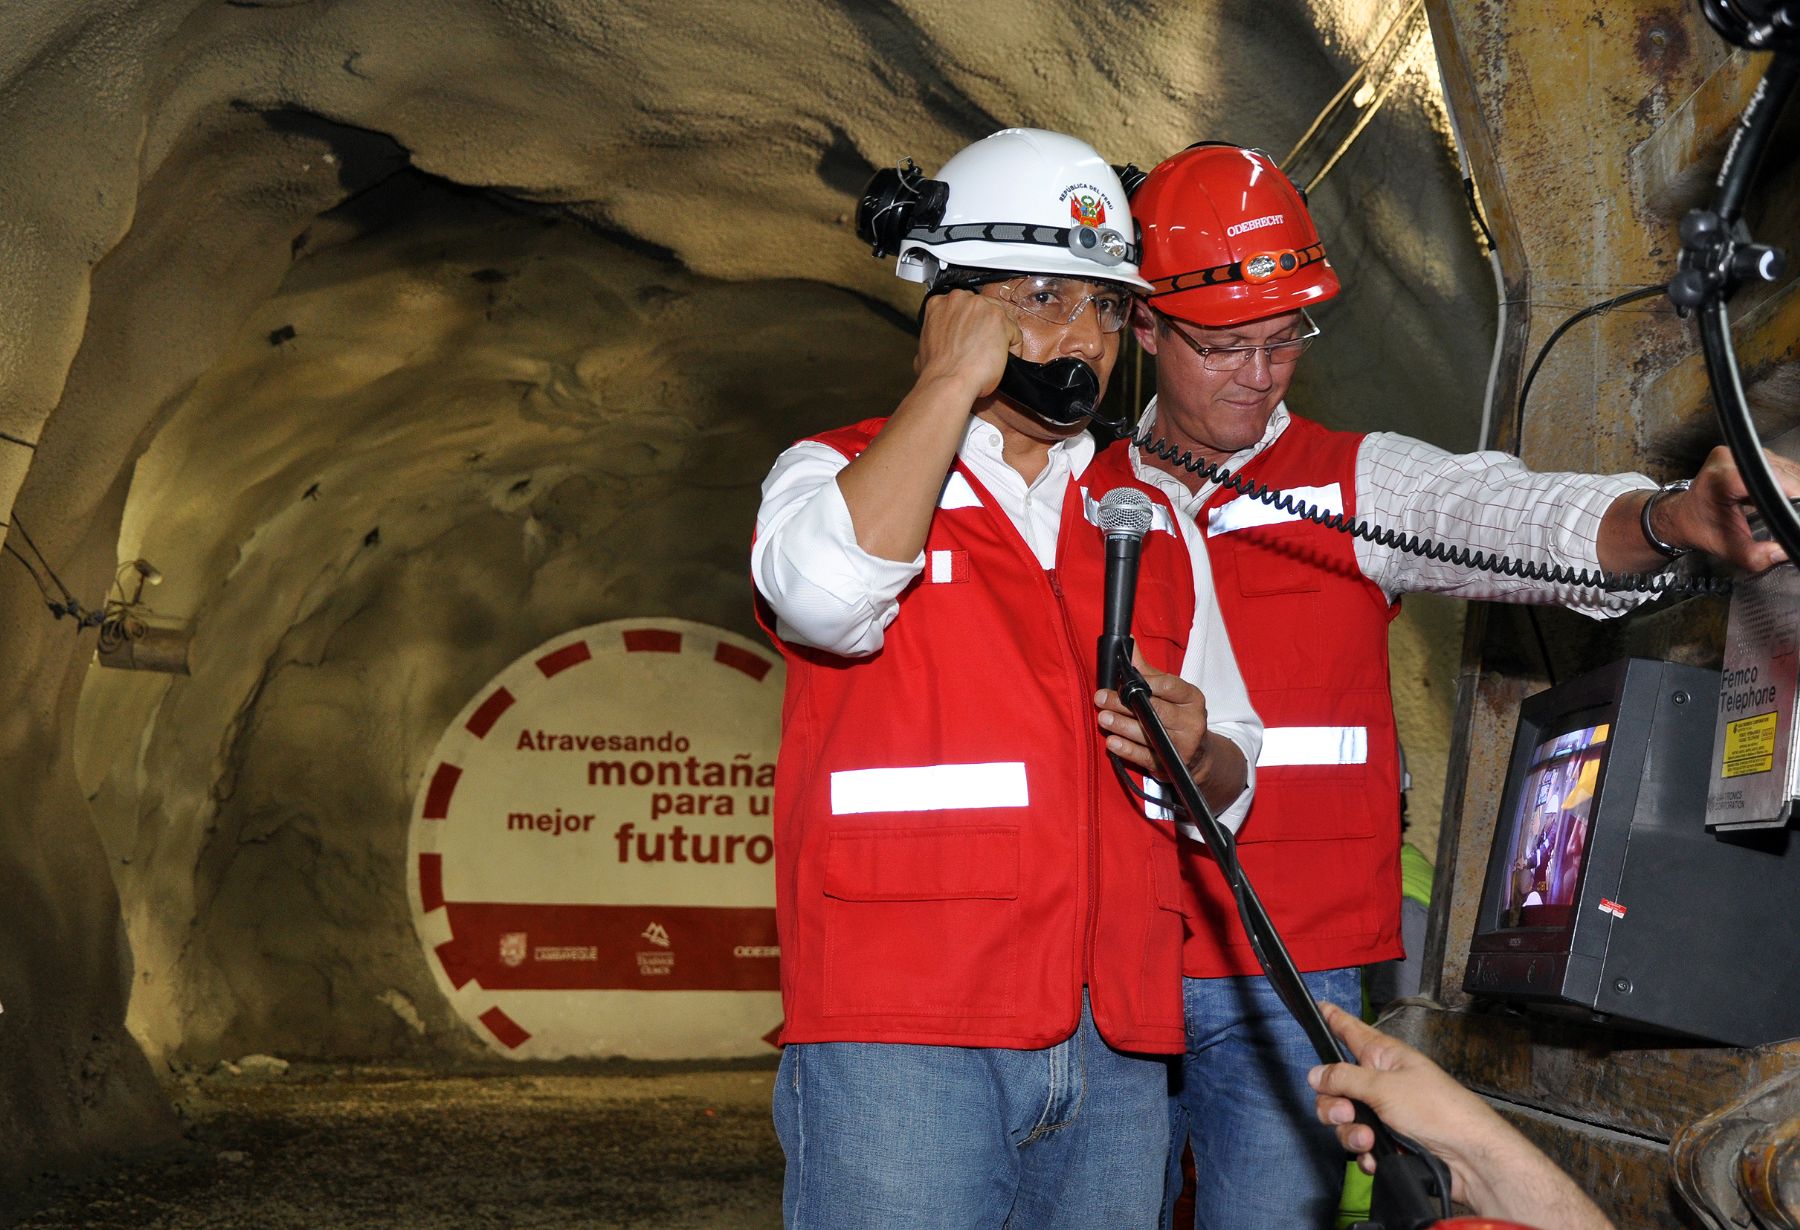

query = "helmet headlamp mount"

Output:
[[1149, 243, 1329, 298], [1243, 249, 1304, 283], [1068, 224, 1132, 266], [856, 159, 950, 259]]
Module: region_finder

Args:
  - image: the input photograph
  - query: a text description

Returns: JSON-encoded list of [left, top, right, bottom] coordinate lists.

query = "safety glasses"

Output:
[[952, 272, 1134, 333], [1157, 310, 1320, 371]]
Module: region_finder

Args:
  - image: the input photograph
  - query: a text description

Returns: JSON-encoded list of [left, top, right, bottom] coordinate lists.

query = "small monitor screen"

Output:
[[1498, 721, 1611, 929]]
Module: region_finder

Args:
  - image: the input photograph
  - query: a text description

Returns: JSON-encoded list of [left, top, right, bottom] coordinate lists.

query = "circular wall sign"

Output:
[[408, 618, 784, 1058]]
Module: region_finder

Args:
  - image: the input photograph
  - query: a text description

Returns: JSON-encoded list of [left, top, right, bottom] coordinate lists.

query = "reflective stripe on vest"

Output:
[[1206, 482, 1343, 537], [830, 761, 1030, 815], [939, 472, 983, 509], [1258, 725, 1368, 767], [1143, 775, 1172, 821]]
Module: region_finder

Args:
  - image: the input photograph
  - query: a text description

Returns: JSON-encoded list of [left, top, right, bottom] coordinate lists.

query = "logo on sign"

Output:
[[637, 950, 675, 977], [499, 932, 528, 967], [642, 921, 671, 948]]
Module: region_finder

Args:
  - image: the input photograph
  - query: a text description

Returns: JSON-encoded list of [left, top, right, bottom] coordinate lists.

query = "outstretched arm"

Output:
[[1308, 1003, 1613, 1230]]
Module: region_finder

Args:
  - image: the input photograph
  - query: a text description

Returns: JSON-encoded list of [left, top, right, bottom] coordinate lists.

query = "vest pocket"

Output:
[[1233, 778, 1378, 842], [1134, 575, 1191, 656], [1231, 526, 1329, 597], [1139, 847, 1187, 1024], [821, 826, 1020, 1018], [1134, 632, 1187, 679]]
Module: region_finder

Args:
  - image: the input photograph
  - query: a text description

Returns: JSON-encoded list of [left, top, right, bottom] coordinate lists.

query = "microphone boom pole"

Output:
[[1094, 552, 1454, 1226]]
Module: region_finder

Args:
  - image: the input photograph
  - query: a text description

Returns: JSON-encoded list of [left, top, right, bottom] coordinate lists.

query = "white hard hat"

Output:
[[894, 129, 1153, 292]]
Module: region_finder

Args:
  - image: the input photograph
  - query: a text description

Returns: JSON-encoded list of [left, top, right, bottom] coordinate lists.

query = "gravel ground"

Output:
[[5, 1062, 784, 1229]]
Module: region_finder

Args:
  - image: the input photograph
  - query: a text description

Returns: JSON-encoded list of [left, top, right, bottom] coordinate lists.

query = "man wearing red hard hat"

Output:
[[1118, 143, 1800, 1228]]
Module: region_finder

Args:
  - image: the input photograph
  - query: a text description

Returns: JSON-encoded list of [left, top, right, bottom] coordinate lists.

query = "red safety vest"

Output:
[[1178, 414, 1404, 976], [757, 419, 1196, 1052]]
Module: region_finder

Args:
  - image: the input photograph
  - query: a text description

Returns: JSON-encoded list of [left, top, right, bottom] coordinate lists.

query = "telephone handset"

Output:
[[997, 353, 1108, 429]]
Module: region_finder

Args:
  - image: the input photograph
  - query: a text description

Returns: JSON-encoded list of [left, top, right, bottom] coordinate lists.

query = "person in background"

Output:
[[1340, 748, 1436, 1228], [1362, 746, 1434, 1018], [1310, 1003, 1615, 1230]]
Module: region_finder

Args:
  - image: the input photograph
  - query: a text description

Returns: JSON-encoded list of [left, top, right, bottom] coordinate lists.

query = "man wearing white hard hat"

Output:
[[750, 128, 1262, 1226]]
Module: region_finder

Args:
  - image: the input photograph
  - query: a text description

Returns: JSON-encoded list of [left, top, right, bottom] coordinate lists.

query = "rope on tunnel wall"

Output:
[[1284, 0, 1427, 191]]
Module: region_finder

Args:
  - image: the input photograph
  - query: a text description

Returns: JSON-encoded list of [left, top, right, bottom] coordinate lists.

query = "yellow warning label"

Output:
[[1722, 711, 1780, 779]]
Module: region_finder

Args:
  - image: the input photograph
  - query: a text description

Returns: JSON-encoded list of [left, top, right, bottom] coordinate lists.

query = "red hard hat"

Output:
[[1133, 143, 1341, 328]]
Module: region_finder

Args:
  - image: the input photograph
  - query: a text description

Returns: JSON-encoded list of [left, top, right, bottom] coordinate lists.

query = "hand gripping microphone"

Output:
[[1096, 487, 1155, 693]]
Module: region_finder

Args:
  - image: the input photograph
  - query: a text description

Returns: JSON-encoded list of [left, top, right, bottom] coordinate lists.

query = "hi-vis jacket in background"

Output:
[[754, 417, 1252, 1053]]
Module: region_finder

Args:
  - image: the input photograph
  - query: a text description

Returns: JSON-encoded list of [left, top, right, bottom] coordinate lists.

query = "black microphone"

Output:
[[1096, 487, 1154, 693]]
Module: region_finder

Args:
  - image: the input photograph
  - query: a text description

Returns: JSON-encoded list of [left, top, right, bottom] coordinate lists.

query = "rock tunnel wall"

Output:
[[72, 180, 911, 1067], [0, 0, 1492, 1184]]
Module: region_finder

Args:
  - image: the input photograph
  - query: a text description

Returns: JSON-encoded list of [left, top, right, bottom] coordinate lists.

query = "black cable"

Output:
[[4, 541, 58, 605], [1514, 284, 1667, 446], [1110, 754, 1186, 820], [1462, 176, 1495, 253], [10, 516, 81, 608], [1677, 48, 1800, 566], [1131, 427, 1731, 597], [8, 516, 101, 626], [1699, 298, 1800, 565]]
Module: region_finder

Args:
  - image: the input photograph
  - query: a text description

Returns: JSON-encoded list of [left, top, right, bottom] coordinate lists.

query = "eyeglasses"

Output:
[[1158, 311, 1320, 371], [958, 273, 1133, 333]]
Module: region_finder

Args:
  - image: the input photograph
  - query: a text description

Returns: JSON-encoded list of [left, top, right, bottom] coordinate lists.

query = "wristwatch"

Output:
[[1639, 478, 1692, 559]]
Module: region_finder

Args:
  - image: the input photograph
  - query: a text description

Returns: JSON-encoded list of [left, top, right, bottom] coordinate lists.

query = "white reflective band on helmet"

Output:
[[1258, 726, 1368, 767], [904, 221, 1139, 268], [1082, 488, 1177, 537], [830, 762, 1030, 815]]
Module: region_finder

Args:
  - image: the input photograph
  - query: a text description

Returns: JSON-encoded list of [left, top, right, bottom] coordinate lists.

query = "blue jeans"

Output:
[[774, 995, 1170, 1228], [1163, 967, 1363, 1230]]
